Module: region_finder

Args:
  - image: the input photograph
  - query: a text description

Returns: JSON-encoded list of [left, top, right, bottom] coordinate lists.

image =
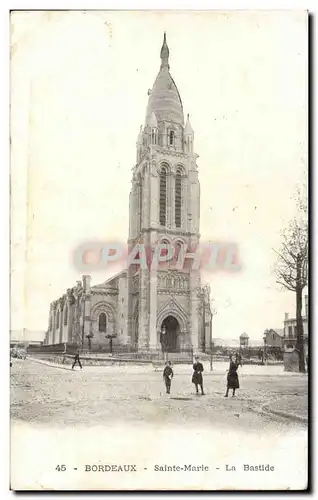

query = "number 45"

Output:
[[55, 465, 66, 471]]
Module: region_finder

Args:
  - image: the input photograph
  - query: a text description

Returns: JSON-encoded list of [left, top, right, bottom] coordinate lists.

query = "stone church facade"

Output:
[[44, 34, 212, 355]]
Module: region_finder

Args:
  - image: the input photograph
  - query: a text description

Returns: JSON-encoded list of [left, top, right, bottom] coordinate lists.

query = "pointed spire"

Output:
[[184, 113, 194, 135], [160, 32, 170, 70]]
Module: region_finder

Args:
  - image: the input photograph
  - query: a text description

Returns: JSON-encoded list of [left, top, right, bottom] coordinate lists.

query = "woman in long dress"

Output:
[[225, 355, 239, 397]]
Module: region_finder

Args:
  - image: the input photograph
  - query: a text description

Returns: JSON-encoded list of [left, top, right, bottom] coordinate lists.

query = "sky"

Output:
[[10, 10, 308, 341]]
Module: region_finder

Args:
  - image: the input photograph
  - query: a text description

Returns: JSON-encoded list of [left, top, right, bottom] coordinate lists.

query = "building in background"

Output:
[[10, 329, 45, 346], [263, 328, 284, 349], [239, 332, 249, 349], [283, 294, 308, 356]]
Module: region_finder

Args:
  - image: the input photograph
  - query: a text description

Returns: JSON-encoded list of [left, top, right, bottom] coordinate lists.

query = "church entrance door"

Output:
[[160, 316, 180, 353]]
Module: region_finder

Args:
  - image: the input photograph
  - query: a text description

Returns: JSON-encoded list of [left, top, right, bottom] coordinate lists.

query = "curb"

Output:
[[261, 404, 308, 424], [28, 357, 75, 372]]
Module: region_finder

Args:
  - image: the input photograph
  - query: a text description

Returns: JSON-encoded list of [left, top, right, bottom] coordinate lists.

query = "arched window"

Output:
[[64, 306, 68, 326], [169, 131, 174, 145], [56, 310, 60, 328], [159, 167, 167, 226], [99, 313, 107, 333], [175, 169, 182, 228], [161, 238, 170, 269]]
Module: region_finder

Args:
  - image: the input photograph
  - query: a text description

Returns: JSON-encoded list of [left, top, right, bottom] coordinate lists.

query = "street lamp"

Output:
[[161, 325, 167, 362], [86, 325, 94, 351], [106, 334, 116, 355]]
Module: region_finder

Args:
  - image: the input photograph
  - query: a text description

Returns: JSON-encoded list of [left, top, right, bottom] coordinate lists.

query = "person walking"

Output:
[[225, 355, 239, 397], [192, 356, 204, 395], [163, 361, 174, 394], [72, 349, 83, 370]]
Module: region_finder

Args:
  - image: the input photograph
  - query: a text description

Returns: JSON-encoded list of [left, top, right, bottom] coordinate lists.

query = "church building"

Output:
[[44, 34, 212, 356]]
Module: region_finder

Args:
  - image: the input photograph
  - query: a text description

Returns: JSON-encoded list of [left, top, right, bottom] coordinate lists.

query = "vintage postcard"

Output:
[[10, 10, 308, 491]]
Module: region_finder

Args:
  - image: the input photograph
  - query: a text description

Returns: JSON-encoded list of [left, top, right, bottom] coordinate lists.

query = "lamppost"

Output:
[[86, 325, 93, 351], [161, 325, 167, 362], [106, 334, 116, 355]]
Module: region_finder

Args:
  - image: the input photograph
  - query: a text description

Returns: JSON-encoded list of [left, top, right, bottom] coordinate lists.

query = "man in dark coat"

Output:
[[163, 361, 173, 394], [72, 349, 83, 370], [192, 356, 204, 395]]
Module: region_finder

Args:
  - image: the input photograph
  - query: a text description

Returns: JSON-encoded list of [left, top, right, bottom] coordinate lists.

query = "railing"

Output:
[[30, 343, 193, 363]]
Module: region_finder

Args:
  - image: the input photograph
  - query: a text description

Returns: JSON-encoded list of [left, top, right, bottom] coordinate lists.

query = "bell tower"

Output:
[[127, 34, 203, 355]]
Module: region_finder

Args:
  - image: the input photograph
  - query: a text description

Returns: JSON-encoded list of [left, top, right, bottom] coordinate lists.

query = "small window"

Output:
[[169, 131, 174, 145], [288, 326, 292, 338], [56, 310, 60, 328]]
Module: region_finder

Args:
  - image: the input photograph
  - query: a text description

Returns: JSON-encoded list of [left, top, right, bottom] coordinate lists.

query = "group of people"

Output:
[[71, 349, 242, 397], [163, 353, 241, 397], [163, 356, 206, 395]]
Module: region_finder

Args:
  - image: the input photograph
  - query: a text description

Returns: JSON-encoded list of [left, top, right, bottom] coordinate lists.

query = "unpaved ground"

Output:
[[10, 359, 307, 431]]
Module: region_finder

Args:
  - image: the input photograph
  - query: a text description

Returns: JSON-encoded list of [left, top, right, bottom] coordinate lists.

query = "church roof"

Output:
[[145, 33, 184, 127], [268, 328, 284, 338], [92, 270, 126, 290]]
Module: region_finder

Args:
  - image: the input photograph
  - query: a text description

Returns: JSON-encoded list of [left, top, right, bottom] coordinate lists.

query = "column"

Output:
[[149, 170, 159, 351], [171, 172, 176, 229], [82, 276, 91, 347], [149, 268, 158, 351], [127, 266, 134, 346], [189, 270, 200, 352], [142, 165, 150, 230], [167, 171, 173, 229], [59, 304, 63, 344], [138, 267, 149, 350], [66, 289, 73, 343], [149, 165, 158, 227], [52, 306, 56, 344], [118, 274, 129, 345]]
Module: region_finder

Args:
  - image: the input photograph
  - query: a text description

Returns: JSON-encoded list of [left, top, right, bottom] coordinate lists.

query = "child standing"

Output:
[[163, 361, 174, 394]]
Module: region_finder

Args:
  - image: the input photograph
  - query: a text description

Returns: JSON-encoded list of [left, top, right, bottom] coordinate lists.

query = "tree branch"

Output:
[[276, 279, 296, 292]]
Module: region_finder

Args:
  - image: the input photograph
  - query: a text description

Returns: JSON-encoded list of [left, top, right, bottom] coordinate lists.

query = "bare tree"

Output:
[[274, 187, 308, 372]]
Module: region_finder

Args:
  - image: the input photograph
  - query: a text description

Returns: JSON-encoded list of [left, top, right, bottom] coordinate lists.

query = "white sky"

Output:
[[10, 10, 308, 340]]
